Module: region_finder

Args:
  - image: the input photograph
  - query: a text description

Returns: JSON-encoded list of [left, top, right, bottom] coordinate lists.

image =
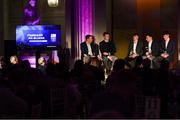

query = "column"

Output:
[[75, 0, 94, 59], [0, 0, 4, 56], [178, 0, 180, 60]]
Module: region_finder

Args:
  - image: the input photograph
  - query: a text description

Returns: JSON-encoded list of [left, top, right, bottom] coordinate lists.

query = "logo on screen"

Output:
[[51, 34, 57, 42]]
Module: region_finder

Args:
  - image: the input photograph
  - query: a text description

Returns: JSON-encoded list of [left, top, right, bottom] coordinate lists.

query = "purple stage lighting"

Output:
[[76, 0, 94, 58], [77, 0, 93, 42]]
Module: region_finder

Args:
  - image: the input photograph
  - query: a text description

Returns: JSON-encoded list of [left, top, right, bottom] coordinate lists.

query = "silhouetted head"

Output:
[[142, 58, 151, 68], [46, 62, 56, 77], [74, 60, 84, 70], [113, 59, 126, 72], [10, 55, 19, 65], [21, 60, 31, 70], [110, 70, 138, 96], [160, 59, 169, 70], [38, 57, 46, 67]]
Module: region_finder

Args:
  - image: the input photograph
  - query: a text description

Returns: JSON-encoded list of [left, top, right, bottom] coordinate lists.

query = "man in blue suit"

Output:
[[80, 35, 100, 63], [159, 31, 176, 62]]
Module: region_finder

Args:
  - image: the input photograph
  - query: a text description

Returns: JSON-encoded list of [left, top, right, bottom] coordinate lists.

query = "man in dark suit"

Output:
[[127, 33, 143, 59], [143, 33, 159, 58], [80, 35, 100, 63], [143, 33, 159, 68], [159, 31, 176, 62]]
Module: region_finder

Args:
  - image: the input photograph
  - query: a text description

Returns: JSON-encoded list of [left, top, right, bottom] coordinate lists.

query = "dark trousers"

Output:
[[102, 56, 112, 74]]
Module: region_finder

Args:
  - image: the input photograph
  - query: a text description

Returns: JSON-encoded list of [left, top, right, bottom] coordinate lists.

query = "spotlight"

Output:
[[47, 0, 59, 7]]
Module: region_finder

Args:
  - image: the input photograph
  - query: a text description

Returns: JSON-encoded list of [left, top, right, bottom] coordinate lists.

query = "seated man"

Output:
[[126, 33, 143, 68], [80, 35, 100, 64], [159, 31, 176, 64], [127, 33, 143, 60], [143, 33, 159, 59], [143, 33, 159, 68], [99, 32, 117, 74]]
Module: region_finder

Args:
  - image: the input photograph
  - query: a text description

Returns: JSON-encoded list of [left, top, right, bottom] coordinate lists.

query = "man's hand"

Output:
[[97, 55, 102, 61], [161, 53, 169, 58], [146, 52, 150, 56], [133, 53, 139, 58], [108, 56, 113, 61], [103, 52, 109, 56], [130, 53, 137, 58]]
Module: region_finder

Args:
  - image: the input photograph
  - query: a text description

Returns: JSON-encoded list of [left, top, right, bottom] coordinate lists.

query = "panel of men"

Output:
[[81, 32, 117, 74], [126, 32, 176, 68], [80, 31, 176, 70]]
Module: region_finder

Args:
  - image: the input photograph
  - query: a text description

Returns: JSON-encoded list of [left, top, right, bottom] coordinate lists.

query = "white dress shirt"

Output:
[[165, 38, 170, 49], [86, 43, 93, 56], [148, 41, 153, 53], [133, 42, 137, 54]]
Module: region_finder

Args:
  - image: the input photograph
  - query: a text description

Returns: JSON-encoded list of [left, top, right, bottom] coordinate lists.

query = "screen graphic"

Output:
[[16, 25, 61, 50]]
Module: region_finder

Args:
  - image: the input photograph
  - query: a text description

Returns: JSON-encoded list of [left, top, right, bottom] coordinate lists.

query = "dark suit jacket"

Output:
[[128, 41, 143, 56], [159, 40, 176, 61], [80, 42, 99, 59], [143, 40, 159, 57]]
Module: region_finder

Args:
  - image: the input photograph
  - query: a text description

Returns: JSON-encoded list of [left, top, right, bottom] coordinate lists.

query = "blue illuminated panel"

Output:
[[16, 25, 60, 50]]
